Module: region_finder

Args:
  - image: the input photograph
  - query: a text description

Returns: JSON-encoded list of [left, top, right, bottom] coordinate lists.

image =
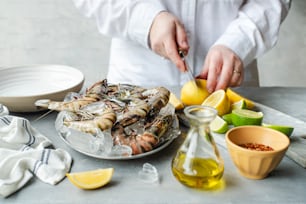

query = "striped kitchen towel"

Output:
[[0, 115, 72, 198]]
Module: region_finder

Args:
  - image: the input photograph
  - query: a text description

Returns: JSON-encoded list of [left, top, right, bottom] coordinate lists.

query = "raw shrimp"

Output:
[[112, 114, 173, 155], [36, 79, 175, 155], [64, 107, 116, 134]]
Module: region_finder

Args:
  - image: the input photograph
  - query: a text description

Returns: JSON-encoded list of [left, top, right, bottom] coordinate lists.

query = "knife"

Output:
[[178, 50, 198, 87]]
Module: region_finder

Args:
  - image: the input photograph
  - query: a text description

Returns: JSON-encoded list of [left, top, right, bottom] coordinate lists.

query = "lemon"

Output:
[[210, 115, 229, 134], [231, 109, 263, 127], [181, 79, 210, 106], [262, 123, 294, 137], [226, 88, 254, 109], [169, 92, 184, 110], [231, 99, 247, 110], [66, 168, 114, 190], [202, 89, 230, 116]]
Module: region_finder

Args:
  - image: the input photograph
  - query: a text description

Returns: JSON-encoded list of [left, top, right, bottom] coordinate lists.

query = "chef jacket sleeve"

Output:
[[213, 0, 291, 67], [72, 0, 166, 49]]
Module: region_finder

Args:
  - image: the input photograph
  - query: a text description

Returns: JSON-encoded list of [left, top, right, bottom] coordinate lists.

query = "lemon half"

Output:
[[66, 168, 114, 190], [181, 79, 210, 106]]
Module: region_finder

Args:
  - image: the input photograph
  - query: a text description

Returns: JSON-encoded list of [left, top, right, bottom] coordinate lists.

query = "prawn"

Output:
[[35, 79, 175, 155], [35, 98, 96, 112], [63, 107, 116, 134], [112, 114, 173, 155], [142, 87, 170, 118]]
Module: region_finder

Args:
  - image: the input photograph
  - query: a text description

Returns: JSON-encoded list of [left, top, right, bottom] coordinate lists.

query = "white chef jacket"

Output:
[[73, 0, 291, 89]]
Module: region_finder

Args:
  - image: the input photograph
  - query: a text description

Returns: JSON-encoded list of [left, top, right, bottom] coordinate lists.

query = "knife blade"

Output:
[[178, 50, 198, 88]]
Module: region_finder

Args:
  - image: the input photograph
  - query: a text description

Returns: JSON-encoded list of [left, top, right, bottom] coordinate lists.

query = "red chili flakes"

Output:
[[239, 143, 274, 151]]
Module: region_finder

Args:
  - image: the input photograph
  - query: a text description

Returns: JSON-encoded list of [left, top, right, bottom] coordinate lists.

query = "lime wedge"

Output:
[[231, 99, 247, 110], [210, 115, 229, 134], [222, 113, 232, 125], [226, 88, 254, 109], [262, 123, 294, 137], [231, 109, 263, 127]]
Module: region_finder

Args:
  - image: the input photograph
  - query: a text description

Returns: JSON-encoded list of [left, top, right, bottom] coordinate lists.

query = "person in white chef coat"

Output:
[[73, 0, 291, 93]]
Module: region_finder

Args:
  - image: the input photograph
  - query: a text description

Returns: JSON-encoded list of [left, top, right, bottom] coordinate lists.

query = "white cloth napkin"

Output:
[[0, 115, 72, 198]]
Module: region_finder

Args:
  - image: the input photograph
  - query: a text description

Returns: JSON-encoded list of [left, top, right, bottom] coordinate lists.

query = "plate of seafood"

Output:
[[35, 79, 181, 160], [0, 65, 84, 112]]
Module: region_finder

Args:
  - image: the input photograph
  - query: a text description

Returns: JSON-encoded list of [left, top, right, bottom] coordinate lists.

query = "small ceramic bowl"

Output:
[[225, 126, 290, 179]]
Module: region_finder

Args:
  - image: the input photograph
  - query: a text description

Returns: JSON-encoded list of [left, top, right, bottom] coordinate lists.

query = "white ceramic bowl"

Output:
[[0, 64, 84, 112]]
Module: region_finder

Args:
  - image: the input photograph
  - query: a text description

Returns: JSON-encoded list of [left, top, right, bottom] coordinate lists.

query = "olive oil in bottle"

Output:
[[172, 151, 224, 189], [171, 106, 224, 190]]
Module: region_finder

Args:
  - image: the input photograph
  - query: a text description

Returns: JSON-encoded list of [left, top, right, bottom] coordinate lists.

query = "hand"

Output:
[[197, 45, 244, 93], [149, 11, 189, 72]]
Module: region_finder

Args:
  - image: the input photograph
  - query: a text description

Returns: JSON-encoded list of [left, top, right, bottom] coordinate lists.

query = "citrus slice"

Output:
[[231, 99, 247, 110], [222, 113, 232, 125], [226, 88, 254, 109], [169, 92, 184, 110], [66, 168, 114, 190], [210, 115, 229, 134], [262, 123, 294, 137], [201, 89, 230, 116], [231, 109, 263, 126], [181, 79, 210, 106]]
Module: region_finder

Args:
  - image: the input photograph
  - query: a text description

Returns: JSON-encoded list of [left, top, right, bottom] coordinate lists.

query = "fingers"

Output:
[[214, 59, 233, 91], [149, 12, 170, 55], [205, 54, 221, 93], [165, 20, 189, 72], [176, 21, 189, 52], [229, 60, 244, 86], [164, 36, 185, 72], [215, 56, 243, 90], [149, 11, 189, 72], [199, 45, 244, 93]]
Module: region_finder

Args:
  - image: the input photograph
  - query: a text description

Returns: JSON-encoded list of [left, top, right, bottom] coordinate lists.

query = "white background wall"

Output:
[[0, 0, 305, 87], [0, 0, 111, 86], [257, 0, 306, 86]]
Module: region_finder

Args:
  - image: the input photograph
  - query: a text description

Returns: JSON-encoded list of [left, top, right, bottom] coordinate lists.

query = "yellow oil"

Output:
[[171, 151, 224, 190]]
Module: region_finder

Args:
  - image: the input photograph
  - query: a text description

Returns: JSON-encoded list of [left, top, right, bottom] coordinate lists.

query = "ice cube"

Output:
[[138, 163, 159, 183], [109, 145, 132, 157], [89, 130, 113, 154], [66, 129, 94, 151]]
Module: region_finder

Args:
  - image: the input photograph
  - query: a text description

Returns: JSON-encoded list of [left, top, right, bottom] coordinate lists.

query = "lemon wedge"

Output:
[[181, 79, 210, 106], [210, 115, 229, 134], [169, 92, 184, 110], [66, 168, 114, 190], [202, 89, 230, 116], [226, 88, 254, 109]]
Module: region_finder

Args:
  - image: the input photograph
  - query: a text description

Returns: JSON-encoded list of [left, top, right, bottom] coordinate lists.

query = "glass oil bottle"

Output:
[[171, 105, 224, 190]]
